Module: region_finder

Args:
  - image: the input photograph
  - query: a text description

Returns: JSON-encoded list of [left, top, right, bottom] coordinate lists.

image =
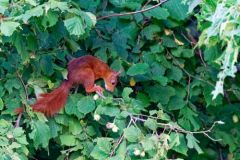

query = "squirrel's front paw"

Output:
[[94, 85, 104, 94]]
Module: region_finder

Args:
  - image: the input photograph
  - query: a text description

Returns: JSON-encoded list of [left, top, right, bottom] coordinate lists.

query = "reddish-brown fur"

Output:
[[16, 55, 120, 116]]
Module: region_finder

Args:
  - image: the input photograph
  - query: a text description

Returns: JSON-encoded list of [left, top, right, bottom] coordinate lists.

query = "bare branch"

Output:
[[15, 71, 29, 128], [110, 118, 133, 157], [97, 0, 168, 20]]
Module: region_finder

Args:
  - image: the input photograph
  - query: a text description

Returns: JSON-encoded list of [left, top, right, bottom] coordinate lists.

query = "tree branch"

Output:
[[97, 0, 168, 20]]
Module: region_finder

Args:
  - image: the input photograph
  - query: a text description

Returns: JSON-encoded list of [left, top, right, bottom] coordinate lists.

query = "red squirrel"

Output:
[[16, 55, 120, 116]]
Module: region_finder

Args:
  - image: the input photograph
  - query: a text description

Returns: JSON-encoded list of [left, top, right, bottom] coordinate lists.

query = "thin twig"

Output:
[[97, 0, 168, 20], [142, 0, 153, 8], [167, 51, 215, 87], [186, 76, 191, 102], [14, 113, 22, 128], [96, 91, 106, 99], [110, 118, 133, 157], [186, 31, 207, 67], [16, 71, 29, 100], [128, 113, 222, 141], [15, 71, 29, 127]]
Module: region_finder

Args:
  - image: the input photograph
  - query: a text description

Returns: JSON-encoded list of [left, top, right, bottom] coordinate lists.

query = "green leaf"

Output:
[[127, 63, 150, 76], [41, 11, 58, 28], [60, 134, 76, 146], [95, 106, 120, 117], [69, 119, 83, 135], [168, 96, 186, 110], [21, 5, 44, 23], [90, 146, 108, 160], [26, 0, 37, 6], [144, 118, 158, 131], [4, 79, 21, 94], [82, 12, 97, 28], [122, 87, 133, 101], [29, 121, 51, 148], [40, 55, 54, 76], [114, 140, 127, 159], [109, 0, 141, 9], [146, 85, 175, 104], [141, 135, 158, 151], [0, 98, 3, 110], [123, 126, 142, 142], [48, 119, 60, 138], [13, 128, 28, 145], [141, 24, 162, 40], [48, 0, 69, 11], [144, 6, 169, 20], [178, 107, 200, 131], [171, 133, 188, 155], [163, 0, 189, 20], [78, 96, 95, 115], [64, 16, 85, 36], [186, 134, 203, 154], [167, 66, 183, 82], [0, 21, 20, 36], [65, 94, 84, 119], [0, 0, 8, 14], [96, 138, 113, 153]]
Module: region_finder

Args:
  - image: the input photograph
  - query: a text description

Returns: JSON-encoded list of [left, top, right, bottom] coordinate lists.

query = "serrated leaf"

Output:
[[69, 119, 83, 135], [146, 85, 175, 104], [0, 21, 20, 36], [95, 106, 120, 117], [4, 79, 21, 94], [90, 146, 108, 160], [186, 134, 203, 154], [123, 126, 142, 142], [41, 11, 58, 28], [171, 133, 188, 155], [141, 135, 158, 151], [64, 16, 85, 36], [127, 63, 149, 76], [29, 121, 51, 148], [163, 0, 189, 20], [60, 134, 76, 146], [40, 55, 54, 76], [0, 98, 3, 110], [83, 12, 97, 27], [96, 138, 112, 153], [167, 66, 183, 82], [0, 0, 8, 14], [122, 87, 133, 101], [26, 0, 37, 6], [21, 5, 44, 23], [144, 118, 158, 131], [168, 96, 186, 110], [48, 0, 69, 11], [78, 96, 95, 115], [65, 94, 84, 119], [144, 6, 169, 20], [141, 25, 162, 40]]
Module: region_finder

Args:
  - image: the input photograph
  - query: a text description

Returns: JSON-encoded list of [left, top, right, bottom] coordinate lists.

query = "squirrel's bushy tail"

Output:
[[16, 80, 72, 116]]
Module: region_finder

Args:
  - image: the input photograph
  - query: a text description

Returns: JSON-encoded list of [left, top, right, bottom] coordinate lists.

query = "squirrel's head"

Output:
[[104, 71, 120, 92]]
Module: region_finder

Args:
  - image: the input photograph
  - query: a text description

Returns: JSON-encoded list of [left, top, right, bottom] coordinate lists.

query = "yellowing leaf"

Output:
[[174, 38, 184, 45], [130, 77, 136, 86], [164, 29, 172, 35]]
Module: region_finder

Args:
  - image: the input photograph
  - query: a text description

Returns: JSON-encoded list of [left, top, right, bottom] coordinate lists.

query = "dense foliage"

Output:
[[0, 0, 240, 159]]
